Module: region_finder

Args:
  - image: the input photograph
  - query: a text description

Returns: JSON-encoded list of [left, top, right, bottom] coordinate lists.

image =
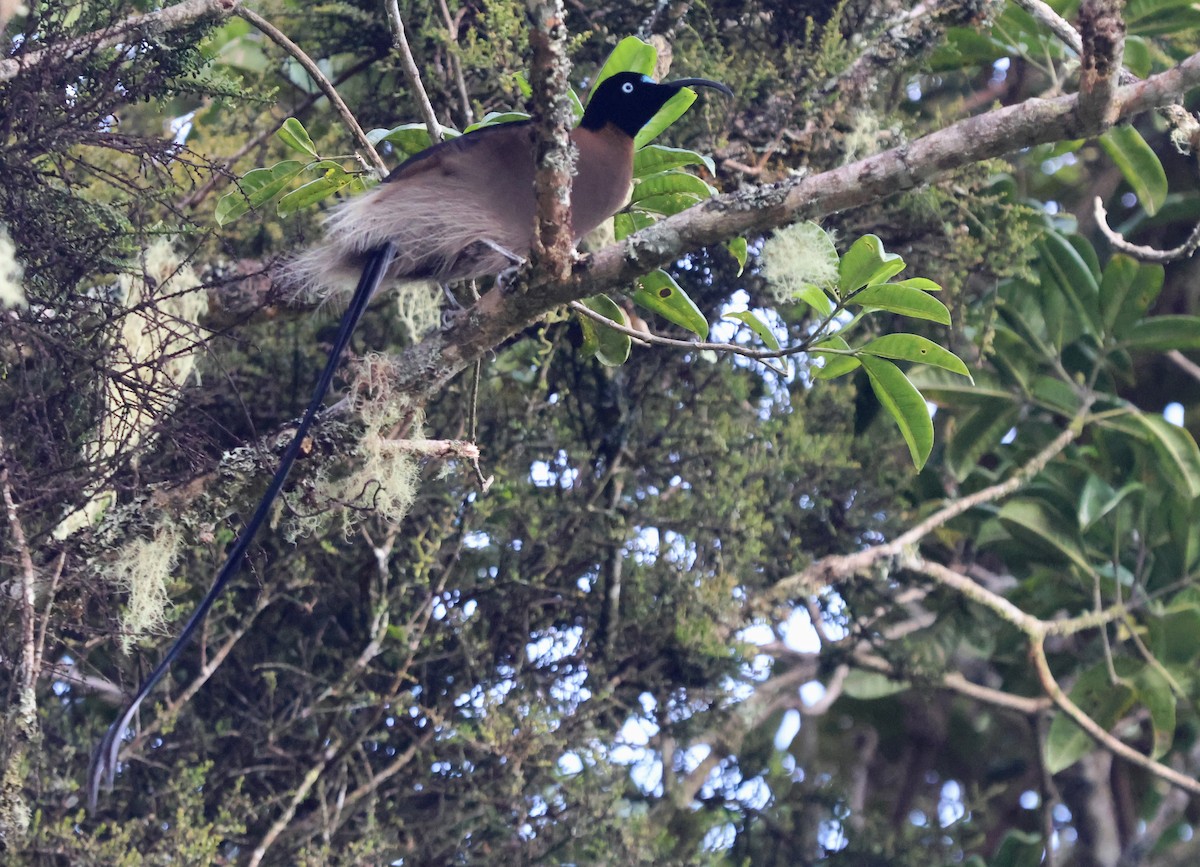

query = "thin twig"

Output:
[[437, 0, 474, 125], [568, 300, 790, 376], [237, 6, 386, 173], [385, 0, 444, 144], [1094, 196, 1200, 263], [1031, 636, 1200, 796]]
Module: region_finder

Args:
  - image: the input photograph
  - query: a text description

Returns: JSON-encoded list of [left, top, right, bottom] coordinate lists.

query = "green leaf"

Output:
[[632, 270, 709, 337], [1078, 476, 1143, 530], [1099, 254, 1141, 334], [215, 160, 305, 225], [726, 237, 748, 277], [851, 283, 951, 325], [634, 88, 698, 149], [859, 355, 934, 469], [909, 366, 1011, 400], [811, 335, 860, 379], [276, 117, 318, 158], [725, 310, 779, 350], [633, 144, 715, 176], [946, 400, 1020, 482], [860, 334, 971, 378], [1100, 125, 1168, 216], [989, 831, 1045, 867], [838, 234, 906, 294], [1132, 664, 1176, 759], [277, 172, 355, 216], [1129, 412, 1200, 498], [1122, 316, 1200, 351], [796, 284, 833, 317], [614, 210, 656, 241], [1039, 231, 1100, 335], [464, 111, 530, 132], [1045, 661, 1137, 774], [577, 295, 631, 366], [842, 670, 909, 699], [592, 36, 657, 91], [996, 499, 1093, 572], [630, 171, 716, 202], [630, 192, 704, 217], [367, 123, 460, 158]]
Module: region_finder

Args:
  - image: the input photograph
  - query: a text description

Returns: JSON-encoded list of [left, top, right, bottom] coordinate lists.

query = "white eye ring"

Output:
[[621, 82, 634, 94]]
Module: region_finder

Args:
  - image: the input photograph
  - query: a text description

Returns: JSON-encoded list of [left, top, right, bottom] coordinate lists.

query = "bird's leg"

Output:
[[480, 240, 527, 293]]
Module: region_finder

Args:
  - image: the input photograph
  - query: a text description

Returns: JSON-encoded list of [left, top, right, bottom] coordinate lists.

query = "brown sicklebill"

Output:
[[89, 70, 732, 809]]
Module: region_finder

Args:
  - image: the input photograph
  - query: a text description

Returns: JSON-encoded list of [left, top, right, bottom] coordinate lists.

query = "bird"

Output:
[[88, 69, 732, 808]]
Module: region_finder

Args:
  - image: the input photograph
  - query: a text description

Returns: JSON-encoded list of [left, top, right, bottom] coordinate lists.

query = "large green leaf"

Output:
[[633, 144, 715, 176], [630, 171, 716, 202], [367, 123, 460, 158], [1130, 412, 1200, 498], [851, 283, 951, 325], [632, 270, 709, 337], [276, 117, 318, 158], [577, 295, 631, 366], [1100, 125, 1168, 216], [634, 88, 698, 149], [215, 160, 306, 225], [1122, 316, 1200, 352], [1038, 231, 1100, 335], [860, 334, 971, 378], [946, 400, 1020, 482], [996, 499, 1091, 572], [859, 355, 934, 469], [592, 36, 657, 91], [277, 171, 356, 216], [838, 234, 906, 294]]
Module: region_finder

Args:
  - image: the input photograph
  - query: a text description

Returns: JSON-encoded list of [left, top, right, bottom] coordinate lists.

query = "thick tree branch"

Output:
[[0, 0, 241, 83]]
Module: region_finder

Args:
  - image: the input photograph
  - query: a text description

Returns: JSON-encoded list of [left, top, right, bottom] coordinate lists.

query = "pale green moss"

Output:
[[98, 517, 183, 651], [54, 239, 208, 539], [761, 221, 839, 305]]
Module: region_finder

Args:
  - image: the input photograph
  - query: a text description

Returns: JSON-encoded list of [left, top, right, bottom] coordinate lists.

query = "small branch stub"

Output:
[[1077, 0, 1126, 134]]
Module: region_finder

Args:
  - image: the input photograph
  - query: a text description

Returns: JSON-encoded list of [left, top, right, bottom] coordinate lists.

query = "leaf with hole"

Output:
[[861, 334, 971, 378], [633, 270, 708, 337]]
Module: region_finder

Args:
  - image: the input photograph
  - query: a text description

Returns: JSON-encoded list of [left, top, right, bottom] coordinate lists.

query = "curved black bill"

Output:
[[669, 77, 735, 97]]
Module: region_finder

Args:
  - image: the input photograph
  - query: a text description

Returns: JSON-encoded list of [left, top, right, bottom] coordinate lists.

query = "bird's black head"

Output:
[[580, 71, 732, 138]]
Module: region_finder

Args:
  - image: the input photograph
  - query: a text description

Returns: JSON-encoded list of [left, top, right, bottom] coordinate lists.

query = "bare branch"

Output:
[[1031, 637, 1200, 796], [1094, 196, 1200, 262], [236, 6, 386, 174], [385, 0, 444, 144]]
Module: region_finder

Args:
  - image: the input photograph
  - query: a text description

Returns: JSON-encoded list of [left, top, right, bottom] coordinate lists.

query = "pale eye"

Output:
[[621, 82, 634, 94]]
